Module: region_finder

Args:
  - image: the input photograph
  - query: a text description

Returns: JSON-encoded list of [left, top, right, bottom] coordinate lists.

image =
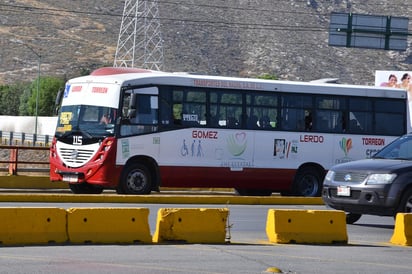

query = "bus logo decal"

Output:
[[70, 149, 79, 160], [339, 137, 353, 157], [227, 132, 247, 157]]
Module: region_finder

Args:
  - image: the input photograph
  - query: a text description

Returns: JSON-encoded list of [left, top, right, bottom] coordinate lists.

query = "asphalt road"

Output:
[[0, 201, 410, 274]]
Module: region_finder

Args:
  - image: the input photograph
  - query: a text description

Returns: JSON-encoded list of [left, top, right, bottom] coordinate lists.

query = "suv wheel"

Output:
[[397, 188, 412, 213]]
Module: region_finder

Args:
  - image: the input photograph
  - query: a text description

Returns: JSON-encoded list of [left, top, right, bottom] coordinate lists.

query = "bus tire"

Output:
[[69, 182, 103, 194], [119, 162, 152, 194], [346, 213, 362, 224], [292, 166, 323, 197]]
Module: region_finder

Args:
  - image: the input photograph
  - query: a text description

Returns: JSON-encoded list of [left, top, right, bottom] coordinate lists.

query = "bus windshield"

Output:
[[55, 104, 117, 137]]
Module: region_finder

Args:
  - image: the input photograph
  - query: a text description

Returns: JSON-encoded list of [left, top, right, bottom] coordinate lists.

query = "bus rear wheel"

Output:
[[119, 163, 152, 194], [292, 166, 323, 197], [69, 182, 103, 194]]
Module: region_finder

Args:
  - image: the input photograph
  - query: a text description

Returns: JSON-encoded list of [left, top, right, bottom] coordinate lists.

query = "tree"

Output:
[[0, 82, 29, 115], [19, 87, 32, 116], [27, 76, 65, 116]]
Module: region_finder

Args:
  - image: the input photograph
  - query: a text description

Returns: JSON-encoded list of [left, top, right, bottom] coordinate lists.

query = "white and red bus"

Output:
[[50, 67, 409, 196]]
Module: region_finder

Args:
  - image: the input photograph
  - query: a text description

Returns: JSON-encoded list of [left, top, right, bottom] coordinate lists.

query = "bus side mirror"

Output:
[[54, 88, 63, 115], [127, 109, 137, 119]]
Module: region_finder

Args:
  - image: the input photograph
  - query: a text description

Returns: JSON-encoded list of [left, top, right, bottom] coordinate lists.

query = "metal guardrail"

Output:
[[0, 131, 52, 147], [0, 145, 50, 175]]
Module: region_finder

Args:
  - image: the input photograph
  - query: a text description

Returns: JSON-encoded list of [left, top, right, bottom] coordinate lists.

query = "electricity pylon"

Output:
[[114, 0, 164, 70]]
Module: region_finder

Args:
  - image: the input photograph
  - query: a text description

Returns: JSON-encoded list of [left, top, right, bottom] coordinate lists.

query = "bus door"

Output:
[[117, 87, 160, 162]]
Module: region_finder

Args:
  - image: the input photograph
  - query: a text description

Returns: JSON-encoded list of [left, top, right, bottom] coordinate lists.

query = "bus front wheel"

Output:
[[119, 163, 152, 194], [292, 166, 323, 197]]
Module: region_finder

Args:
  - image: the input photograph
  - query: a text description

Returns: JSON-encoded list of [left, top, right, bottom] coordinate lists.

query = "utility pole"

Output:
[[114, 0, 164, 71]]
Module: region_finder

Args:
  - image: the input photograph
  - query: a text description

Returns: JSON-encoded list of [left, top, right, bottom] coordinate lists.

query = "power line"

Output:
[[0, 2, 409, 51], [1, 1, 409, 34], [1, 1, 409, 18], [0, 4, 327, 33]]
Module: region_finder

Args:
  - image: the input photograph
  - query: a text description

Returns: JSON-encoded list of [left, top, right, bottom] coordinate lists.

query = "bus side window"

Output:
[[173, 103, 182, 125], [182, 112, 200, 126], [159, 91, 173, 127], [208, 113, 219, 127], [135, 95, 158, 124], [120, 92, 159, 135], [282, 108, 305, 130], [259, 116, 272, 129], [314, 110, 344, 133], [227, 116, 240, 128], [314, 111, 330, 132], [349, 119, 362, 132], [247, 115, 259, 129], [305, 111, 312, 131]]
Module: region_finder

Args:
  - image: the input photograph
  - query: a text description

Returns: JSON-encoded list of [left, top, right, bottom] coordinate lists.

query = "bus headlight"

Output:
[[366, 174, 396, 185]]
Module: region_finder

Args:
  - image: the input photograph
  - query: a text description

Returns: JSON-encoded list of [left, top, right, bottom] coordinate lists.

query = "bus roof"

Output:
[[68, 67, 407, 99]]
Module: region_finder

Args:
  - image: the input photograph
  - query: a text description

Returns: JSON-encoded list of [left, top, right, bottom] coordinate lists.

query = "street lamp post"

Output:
[[11, 39, 41, 137], [34, 53, 41, 138]]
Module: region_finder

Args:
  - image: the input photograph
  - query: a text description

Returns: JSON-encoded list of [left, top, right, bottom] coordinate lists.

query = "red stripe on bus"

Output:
[[158, 166, 295, 190]]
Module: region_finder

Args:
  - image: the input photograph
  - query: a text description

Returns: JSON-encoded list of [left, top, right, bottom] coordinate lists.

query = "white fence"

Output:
[[0, 116, 57, 135], [0, 116, 57, 146]]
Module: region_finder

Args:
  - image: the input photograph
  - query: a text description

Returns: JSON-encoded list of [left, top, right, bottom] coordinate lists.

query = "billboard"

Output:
[[329, 13, 409, 51], [376, 70, 412, 129], [375, 70, 412, 92]]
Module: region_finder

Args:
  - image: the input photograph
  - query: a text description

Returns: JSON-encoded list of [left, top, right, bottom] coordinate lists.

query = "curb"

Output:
[[0, 176, 324, 205], [0, 192, 324, 205], [0, 176, 67, 189]]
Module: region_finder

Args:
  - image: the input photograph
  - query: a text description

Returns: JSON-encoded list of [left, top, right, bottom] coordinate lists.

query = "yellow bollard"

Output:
[[153, 208, 229, 244], [390, 213, 412, 246], [0, 207, 68, 245], [67, 207, 152, 244], [266, 209, 347, 244]]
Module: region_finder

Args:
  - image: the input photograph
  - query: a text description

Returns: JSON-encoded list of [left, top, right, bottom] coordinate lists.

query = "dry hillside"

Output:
[[0, 0, 411, 85]]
